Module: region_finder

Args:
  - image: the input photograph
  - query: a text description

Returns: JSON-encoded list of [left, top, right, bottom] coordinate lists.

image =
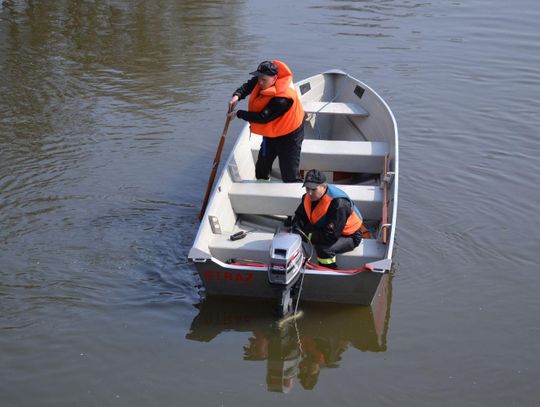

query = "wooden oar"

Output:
[[199, 114, 233, 220], [381, 154, 389, 244]]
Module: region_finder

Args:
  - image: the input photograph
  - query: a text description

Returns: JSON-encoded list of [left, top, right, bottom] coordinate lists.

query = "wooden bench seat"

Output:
[[303, 101, 369, 117], [229, 182, 382, 220], [250, 138, 388, 174], [208, 231, 385, 269]]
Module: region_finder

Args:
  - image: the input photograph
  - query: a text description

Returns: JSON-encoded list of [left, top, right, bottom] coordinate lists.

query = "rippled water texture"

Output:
[[1, 0, 540, 405]]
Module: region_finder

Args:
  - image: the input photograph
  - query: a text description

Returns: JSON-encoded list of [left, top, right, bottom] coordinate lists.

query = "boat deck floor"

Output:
[[214, 133, 390, 270]]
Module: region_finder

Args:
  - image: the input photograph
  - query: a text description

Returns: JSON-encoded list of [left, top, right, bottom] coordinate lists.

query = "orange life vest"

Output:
[[303, 185, 368, 237], [247, 60, 304, 138]]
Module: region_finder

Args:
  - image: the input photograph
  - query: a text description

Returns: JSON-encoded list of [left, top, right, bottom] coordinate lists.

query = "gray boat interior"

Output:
[[190, 71, 397, 270]]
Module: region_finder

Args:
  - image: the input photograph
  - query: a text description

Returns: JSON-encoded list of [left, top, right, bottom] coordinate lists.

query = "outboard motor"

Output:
[[268, 233, 305, 317]]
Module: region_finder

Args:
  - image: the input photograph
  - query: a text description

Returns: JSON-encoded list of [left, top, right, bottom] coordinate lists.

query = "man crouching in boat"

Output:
[[291, 169, 370, 269], [228, 60, 305, 183]]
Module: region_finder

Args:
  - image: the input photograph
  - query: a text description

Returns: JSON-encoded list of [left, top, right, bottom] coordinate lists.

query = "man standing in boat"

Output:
[[291, 169, 371, 269], [228, 60, 305, 182]]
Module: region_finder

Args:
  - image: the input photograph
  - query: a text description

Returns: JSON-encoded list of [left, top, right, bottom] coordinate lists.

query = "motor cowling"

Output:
[[268, 232, 304, 286]]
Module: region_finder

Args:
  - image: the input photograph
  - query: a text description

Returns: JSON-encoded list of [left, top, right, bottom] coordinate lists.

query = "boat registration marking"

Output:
[[203, 271, 254, 284]]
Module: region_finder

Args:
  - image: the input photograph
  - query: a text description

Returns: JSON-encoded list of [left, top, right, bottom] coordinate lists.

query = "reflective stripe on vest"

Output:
[[247, 60, 304, 138], [303, 185, 364, 236]]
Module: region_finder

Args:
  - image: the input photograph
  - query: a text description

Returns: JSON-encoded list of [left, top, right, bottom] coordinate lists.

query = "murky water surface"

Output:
[[1, 0, 540, 405]]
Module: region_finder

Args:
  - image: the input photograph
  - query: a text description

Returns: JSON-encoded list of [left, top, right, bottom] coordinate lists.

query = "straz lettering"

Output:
[[203, 270, 254, 284]]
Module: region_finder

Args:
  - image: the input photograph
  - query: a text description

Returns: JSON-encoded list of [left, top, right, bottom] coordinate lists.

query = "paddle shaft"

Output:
[[199, 115, 233, 220]]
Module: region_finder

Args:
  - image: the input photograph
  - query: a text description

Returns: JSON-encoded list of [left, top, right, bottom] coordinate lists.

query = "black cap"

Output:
[[303, 169, 327, 189], [250, 60, 278, 77]]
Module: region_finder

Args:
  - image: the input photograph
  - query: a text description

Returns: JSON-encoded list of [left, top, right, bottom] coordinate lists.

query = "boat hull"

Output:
[[189, 69, 398, 306], [194, 260, 384, 305]]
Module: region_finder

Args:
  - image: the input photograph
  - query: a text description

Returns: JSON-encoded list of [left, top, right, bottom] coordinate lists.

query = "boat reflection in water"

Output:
[[186, 274, 392, 392]]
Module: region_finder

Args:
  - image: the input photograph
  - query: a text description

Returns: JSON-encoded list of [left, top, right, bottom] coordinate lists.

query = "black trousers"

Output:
[[316, 236, 358, 259], [315, 230, 362, 267], [255, 124, 304, 183]]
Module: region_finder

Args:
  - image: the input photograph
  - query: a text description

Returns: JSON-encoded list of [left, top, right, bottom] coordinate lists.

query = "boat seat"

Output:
[[303, 101, 369, 117], [208, 231, 385, 269], [250, 139, 388, 174], [229, 182, 382, 220], [299, 139, 388, 173]]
